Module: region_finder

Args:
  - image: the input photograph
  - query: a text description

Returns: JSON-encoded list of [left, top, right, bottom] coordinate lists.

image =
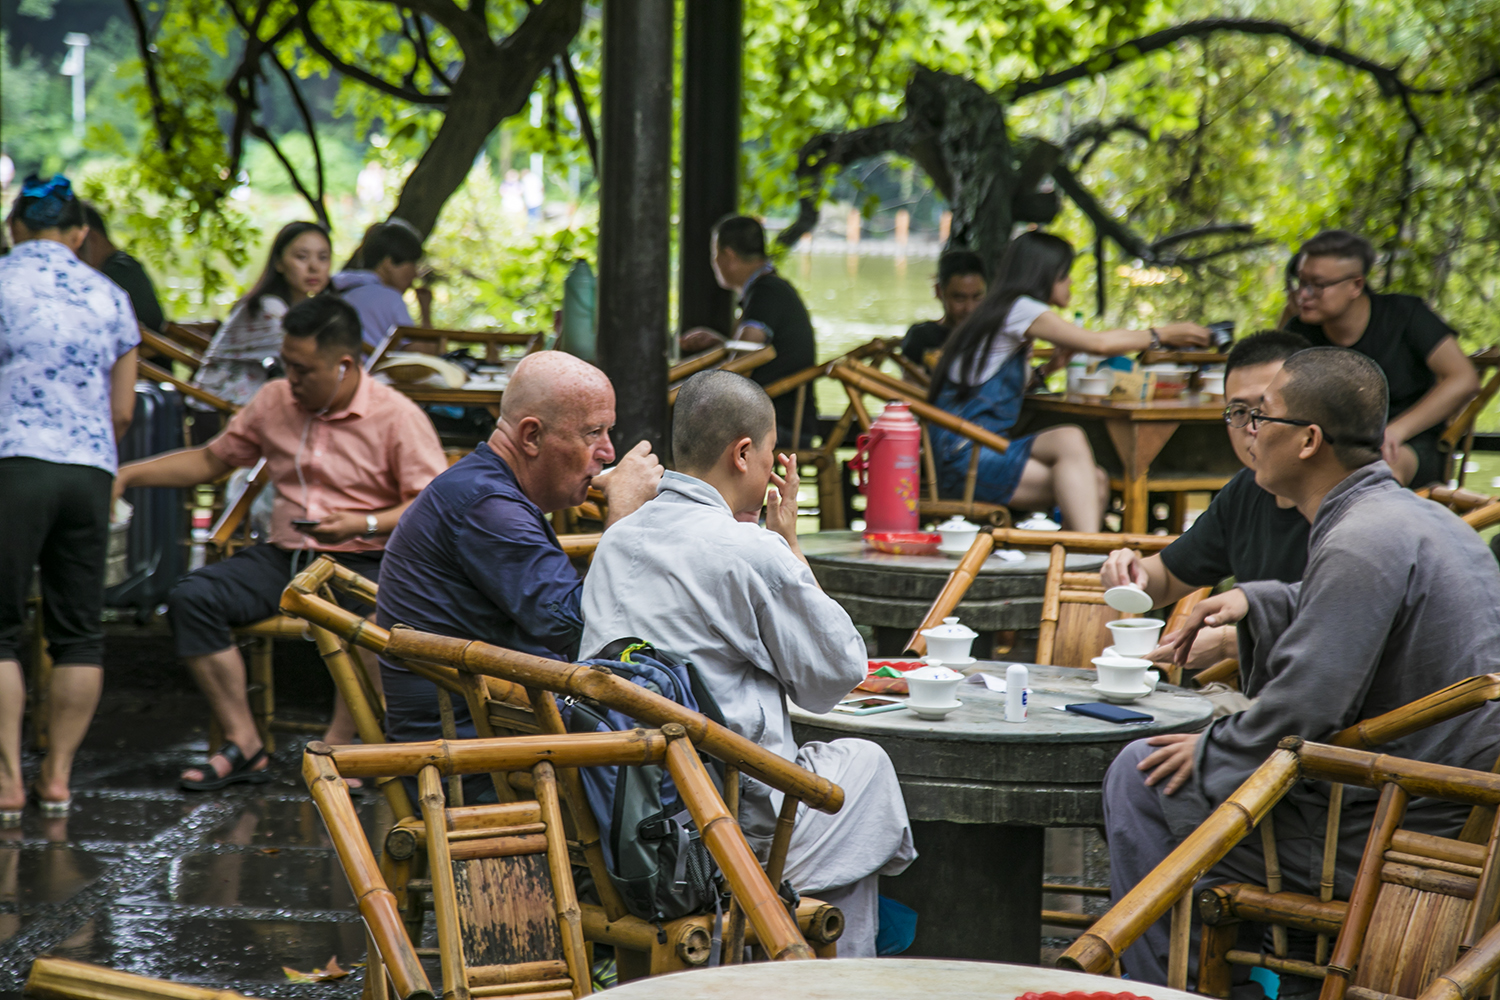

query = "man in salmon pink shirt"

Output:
[[114, 297, 446, 790]]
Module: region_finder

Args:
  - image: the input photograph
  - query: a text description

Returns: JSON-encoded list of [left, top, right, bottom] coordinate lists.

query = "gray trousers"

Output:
[[1102, 740, 1327, 989]]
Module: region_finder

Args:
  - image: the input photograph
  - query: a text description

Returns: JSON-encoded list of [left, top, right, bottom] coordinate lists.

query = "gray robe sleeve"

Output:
[[1194, 541, 1407, 805]]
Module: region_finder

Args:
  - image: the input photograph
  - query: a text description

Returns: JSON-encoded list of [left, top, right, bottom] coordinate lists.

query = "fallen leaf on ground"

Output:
[[260, 847, 281, 854], [282, 957, 349, 982]]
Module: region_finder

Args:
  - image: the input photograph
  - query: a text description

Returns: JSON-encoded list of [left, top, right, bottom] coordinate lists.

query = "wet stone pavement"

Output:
[[1, 632, 388, 1000]]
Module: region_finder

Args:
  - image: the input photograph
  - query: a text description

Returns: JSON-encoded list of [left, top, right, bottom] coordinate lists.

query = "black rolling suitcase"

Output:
[[105, 381, 188, 622]]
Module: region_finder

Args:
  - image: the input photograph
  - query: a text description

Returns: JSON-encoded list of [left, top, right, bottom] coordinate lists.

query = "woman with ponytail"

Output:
[[0, 174, 140, 820], [928, 232, 1210, 531]]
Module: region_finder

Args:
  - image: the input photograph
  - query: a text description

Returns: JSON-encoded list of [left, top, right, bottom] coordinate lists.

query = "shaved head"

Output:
[[500, 351, 614, 431], [673, 370, 775, 475]]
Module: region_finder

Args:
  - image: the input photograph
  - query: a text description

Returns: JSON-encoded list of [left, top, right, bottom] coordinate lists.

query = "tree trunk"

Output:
[[388, 0, 585, 237]]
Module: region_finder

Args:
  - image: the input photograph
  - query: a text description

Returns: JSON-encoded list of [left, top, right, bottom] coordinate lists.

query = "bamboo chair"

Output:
[[666, 345, 777, 406], [830, 359, 1013, 527], [1422, 485, 1500, 532], [306, 728, 818, 1000], [278, 557, 840, 980], [1437, 346, 1500, 489], [1060, 738, 1500, 1000], [367, 326, 545, 370], [27, 958, 261, 1000], [139, 326, 206, 373]]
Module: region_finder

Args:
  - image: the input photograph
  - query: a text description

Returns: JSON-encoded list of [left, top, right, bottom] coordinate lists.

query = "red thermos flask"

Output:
[[850, 401, 921, 532]]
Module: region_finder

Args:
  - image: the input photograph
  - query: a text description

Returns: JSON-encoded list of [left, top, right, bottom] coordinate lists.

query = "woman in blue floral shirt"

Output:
[[0, 175, 139, 821]]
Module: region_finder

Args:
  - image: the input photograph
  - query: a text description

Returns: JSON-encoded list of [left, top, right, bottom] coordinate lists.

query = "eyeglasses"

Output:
[[1291, 273, 1362, 297], [1223, 406, 1380, 448]]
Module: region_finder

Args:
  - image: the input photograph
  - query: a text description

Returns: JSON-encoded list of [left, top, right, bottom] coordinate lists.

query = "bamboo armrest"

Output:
[[1463, 503, 1500, 531], [162, 321, 215, 351], [27, 958, 265, 1000], [234, 615, 312, 639], [668, 346, 778, 406], [1193, 658, 1240, 687], [990, 528, 1179, 553], [1439, 363, 1500, 451], [207, 458, 268, 551], [669, 346, 729, 382], [1330, 673, 1500, 750], [139, 327, 204, 369], [1429, 485, 1497, 512], [558, 533, 601, 558], [382, 627, 845, 814], [137, 359, 238, 414], [832, 361, 1011, 454]]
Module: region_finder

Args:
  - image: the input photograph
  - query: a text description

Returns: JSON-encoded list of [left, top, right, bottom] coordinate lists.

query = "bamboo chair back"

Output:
[[1437, 347, 1500, 488], [667, 345, 777, 406], [1059, 740, 1500, 1000], [1424, 485, 1500, 532]]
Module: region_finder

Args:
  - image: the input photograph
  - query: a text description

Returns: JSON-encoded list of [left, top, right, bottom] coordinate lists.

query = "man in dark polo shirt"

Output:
[[680, 215, 817, 447], [374, 351, 661, 754], [900, 249, 987, 373], [1285, 229, 1477, 487], [80, 203, 164, 332], [1101, 330, 1312, 673]]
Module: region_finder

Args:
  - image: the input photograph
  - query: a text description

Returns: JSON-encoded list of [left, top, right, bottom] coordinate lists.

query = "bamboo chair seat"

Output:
[[1059, 733, 1500, 1000]]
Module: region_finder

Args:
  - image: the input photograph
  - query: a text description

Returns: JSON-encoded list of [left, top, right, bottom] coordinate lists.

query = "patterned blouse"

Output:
[[0, 238, 140, 474], [191, 295, 286, 408]]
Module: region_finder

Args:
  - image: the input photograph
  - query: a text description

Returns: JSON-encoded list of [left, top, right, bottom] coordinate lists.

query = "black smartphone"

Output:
[[290, 519, 321, 533], [1065, 702, 1153, 724]]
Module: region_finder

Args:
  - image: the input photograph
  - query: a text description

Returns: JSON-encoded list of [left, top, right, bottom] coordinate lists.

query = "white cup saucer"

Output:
[[907, 700, 963, 720], [1091, 682, 1150, 704]]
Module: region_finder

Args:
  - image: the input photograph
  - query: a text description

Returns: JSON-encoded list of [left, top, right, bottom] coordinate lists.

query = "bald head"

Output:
[[500, 351, 614, 431], [673, 370, 775, 475]]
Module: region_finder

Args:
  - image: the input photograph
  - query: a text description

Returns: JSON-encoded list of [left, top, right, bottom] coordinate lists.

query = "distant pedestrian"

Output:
[[79, 202, 165, 333], [0, 174, 140, 822]]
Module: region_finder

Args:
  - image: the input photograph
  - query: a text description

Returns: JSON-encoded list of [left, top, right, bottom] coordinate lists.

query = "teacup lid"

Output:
[[937, 516, 976, 532], [907, 664, 963, 681], [1015, 515, 1060, 531], [1104, 585, 1154, 615], [921, 616, 978, 640]]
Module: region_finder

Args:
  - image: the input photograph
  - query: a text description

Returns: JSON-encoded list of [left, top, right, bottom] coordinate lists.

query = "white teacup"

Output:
[[936, 516, 980, 551], [1107, 617, 1164, 656], [1092, 655, 1153, 693], [906, 663, 964, 708]]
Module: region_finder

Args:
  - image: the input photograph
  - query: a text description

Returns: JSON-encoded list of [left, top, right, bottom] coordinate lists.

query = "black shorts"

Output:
[[0, 457, 114, 665], [166, 544, 382, 659], [1407, 427, 1444, 489]]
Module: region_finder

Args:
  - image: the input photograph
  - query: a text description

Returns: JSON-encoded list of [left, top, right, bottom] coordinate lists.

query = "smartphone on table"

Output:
[[832, 697, 907, 716], [1064, 702, 1153, 724]]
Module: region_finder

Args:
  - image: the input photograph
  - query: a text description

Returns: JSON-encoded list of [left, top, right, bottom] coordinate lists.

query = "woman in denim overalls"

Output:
[[928, 233, 1211, 532]]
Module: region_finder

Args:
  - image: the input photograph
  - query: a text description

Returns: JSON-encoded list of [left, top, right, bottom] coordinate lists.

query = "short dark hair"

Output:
[[713, 215, 767, 260], [1224, 330, 1311, 377], [1279, 346, 1387, 468], [9, 174, 85, 231], [81, 202, 109, 239], [1296, 230, 1376, 277], [282, 296, 363, 357], [937, 249, 986, 287], [361, 222, 423, 269], [672, 370, 776, 474]]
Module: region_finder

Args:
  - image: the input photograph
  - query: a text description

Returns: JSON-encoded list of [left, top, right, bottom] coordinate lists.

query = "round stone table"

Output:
[[791, 663, 1213, 964], [800, 531, 1105, 656], [604, 958, 1200, 999]]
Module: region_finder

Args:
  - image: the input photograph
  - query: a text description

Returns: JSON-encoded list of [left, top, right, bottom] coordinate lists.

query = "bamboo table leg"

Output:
[[1105, 420, 1181, 535]]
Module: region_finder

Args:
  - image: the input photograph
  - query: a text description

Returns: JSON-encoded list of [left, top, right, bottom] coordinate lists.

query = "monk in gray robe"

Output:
[[580, 370, 916, 957], [1104, 347, 1500, 991]]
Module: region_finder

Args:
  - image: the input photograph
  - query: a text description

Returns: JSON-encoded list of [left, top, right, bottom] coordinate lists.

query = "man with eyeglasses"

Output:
[[1101, 347, 1500, 990], [1283, 229, 1477, 487], [1101, 331, 1311, 676]]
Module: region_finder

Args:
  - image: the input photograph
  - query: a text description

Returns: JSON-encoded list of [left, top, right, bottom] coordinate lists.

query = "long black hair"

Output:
[[240, 220, 330, 318], [928, 231, 1074, 403]]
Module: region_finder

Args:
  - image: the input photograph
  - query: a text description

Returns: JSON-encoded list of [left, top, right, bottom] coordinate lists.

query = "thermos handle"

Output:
[[850, 427, 886, 495]]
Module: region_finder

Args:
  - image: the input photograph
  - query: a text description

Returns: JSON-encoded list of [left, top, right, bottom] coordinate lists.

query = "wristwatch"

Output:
[[364, 514, 379, 537]]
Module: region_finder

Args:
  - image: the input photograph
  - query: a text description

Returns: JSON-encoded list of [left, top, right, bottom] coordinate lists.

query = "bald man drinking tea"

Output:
[[374, 351, 662, 752]]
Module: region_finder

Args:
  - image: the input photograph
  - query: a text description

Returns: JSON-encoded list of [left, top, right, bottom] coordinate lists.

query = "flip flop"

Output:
[[30, 784, 71, 817], [180, 742, 271, 792]]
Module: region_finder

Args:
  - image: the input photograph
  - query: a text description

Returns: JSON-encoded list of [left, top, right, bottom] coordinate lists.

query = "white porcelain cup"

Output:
[[1106, 618, 1165, 656], [906, 664, 964, 708], [1092, 655, 1152, 693], [1078, 373, 1110, 396], [920, 616, 978, 663], [1199, 373, 1225, 396], [937, 517, 980, 551]]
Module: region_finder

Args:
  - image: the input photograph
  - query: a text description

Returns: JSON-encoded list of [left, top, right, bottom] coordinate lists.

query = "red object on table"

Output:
[[1018, 992, 1158, 1000], [851, 400, 922, 531], [862, 531, 941, 556]]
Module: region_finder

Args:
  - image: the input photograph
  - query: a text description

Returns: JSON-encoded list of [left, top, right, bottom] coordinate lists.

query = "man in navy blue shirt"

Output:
[[375, 351, 662, 748]]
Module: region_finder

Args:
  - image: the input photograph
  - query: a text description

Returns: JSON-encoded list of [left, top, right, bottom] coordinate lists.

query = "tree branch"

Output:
[[410, 11, 454, 88], [295, 2, 449, 104], [560, 47, 598, 173], [265, 46, 329, 220], [122, 0, 174, 150], [773, 121, 914, 248]]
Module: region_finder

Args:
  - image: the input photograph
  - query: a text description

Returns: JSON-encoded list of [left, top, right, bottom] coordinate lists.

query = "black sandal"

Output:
[[180, 742, 271, 791]]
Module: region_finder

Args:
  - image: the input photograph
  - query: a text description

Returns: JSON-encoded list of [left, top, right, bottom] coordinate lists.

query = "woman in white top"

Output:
[[192, 221, 331, 408], [0, 174, 139, 820], [927, 232, 1209, 530]]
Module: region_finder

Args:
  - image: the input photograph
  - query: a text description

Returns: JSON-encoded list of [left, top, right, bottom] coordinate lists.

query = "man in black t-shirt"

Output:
[[1102, 331, 1312, 672], [900, 249, 987, 374], [680, 215, 818, 447], [1284, 229, 1477, 487], [80, 203, 164, 332]]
